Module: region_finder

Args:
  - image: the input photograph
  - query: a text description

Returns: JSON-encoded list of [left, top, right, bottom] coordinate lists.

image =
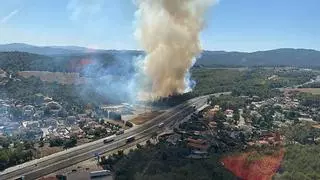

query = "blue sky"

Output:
[[0, 0, 319, 52]]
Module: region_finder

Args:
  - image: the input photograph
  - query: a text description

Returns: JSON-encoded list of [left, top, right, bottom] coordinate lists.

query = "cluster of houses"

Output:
[[158, 93, 302, 157], [159, 103, 250, 159], [250, 90, 319, 124], [0, 94, 131, 144]]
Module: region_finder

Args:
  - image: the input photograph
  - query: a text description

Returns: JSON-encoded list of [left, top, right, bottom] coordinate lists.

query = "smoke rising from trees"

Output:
[[134, 0, 216, 98]]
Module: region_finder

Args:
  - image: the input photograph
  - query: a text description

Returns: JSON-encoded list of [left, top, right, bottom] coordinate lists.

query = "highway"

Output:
[[0, 93, 226, 180]]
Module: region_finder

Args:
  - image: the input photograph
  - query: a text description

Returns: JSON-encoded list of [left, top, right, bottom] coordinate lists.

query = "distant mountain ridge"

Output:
[[1, 43, 320, 67], [0, 43, 103, 55], [199, 48, 320, 67]]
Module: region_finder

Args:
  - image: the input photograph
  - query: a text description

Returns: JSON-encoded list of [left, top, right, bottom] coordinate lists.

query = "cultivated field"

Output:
[[296, 88, 320, 95], [17, 71, 91, 85]]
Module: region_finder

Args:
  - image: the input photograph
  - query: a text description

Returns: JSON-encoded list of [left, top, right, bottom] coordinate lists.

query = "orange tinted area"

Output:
[[221, 148, 285, 180], [79, 59, 94, 65]]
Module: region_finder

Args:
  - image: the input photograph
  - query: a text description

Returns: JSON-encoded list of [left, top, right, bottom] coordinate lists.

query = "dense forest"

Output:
[[274, 144, 320, 180], [100, 140, 236, 180], [0, 52, 136, 76], [274, 124, 320, 180], [297, 93, 320, 108], [1, 49, 320, 178], [1, 59, 317, 110], [1, 76, 127, 112], [1, 44, 320, 67], [191, 68, 317, 98], [199, 49, 320, 67]]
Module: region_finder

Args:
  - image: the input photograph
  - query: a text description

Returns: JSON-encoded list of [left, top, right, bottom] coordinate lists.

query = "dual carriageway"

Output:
[[1, 93, 227, 180]]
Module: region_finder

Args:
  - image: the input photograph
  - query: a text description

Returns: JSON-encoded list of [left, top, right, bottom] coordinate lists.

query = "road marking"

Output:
[[2, 93, 224, 179]]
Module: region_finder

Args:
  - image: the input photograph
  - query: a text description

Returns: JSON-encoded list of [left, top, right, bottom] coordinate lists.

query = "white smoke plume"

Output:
[[134, 0, 216, 98]]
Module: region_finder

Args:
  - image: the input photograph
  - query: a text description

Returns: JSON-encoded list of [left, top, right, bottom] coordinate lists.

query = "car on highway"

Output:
[[126, 136, 135, 143], [1, 94, 212, 180], [14, 176, 25, 180], [158, 122, 164, 128], [90, 170, 111, 178]]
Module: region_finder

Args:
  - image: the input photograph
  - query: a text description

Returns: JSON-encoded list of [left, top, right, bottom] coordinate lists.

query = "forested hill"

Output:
[[1, 48, 320, 72], [0, 43, 88, 55], [199, 48, 320, 67], [0, 52, 54, 72], [0, 51, 138, 76], [0, 43, 140, 56]]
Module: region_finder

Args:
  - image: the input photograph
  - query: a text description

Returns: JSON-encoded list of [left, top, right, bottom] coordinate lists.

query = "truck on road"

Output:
[[103, 135, 116, 144]]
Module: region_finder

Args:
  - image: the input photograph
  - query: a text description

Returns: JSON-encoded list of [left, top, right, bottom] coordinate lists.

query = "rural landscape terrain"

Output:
[[0, 43, 320, 180], [0, 0, 319, 180]]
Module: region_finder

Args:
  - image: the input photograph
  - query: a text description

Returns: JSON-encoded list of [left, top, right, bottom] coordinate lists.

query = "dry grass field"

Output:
[[129, 111, 164, 125], [295, 88, 320, 95]]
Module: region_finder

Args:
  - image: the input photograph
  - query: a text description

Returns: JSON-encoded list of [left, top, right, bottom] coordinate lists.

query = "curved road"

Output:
[[0, 93, 227, 180]]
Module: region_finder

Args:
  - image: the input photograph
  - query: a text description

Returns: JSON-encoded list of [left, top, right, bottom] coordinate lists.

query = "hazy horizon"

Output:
[[0, 0, 319, 52], [1, 42, 319, 53]]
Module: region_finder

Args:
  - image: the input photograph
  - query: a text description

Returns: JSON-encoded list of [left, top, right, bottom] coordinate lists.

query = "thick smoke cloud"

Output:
[[134, 0, 216, 98], [78, 52, 143, 104]]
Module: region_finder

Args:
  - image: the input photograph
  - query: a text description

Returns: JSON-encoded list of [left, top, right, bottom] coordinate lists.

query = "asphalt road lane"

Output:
[[1, 93, 224, 180]]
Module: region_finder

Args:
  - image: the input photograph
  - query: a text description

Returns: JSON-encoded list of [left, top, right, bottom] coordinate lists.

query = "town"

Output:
[[1, 65, 320, 180]]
